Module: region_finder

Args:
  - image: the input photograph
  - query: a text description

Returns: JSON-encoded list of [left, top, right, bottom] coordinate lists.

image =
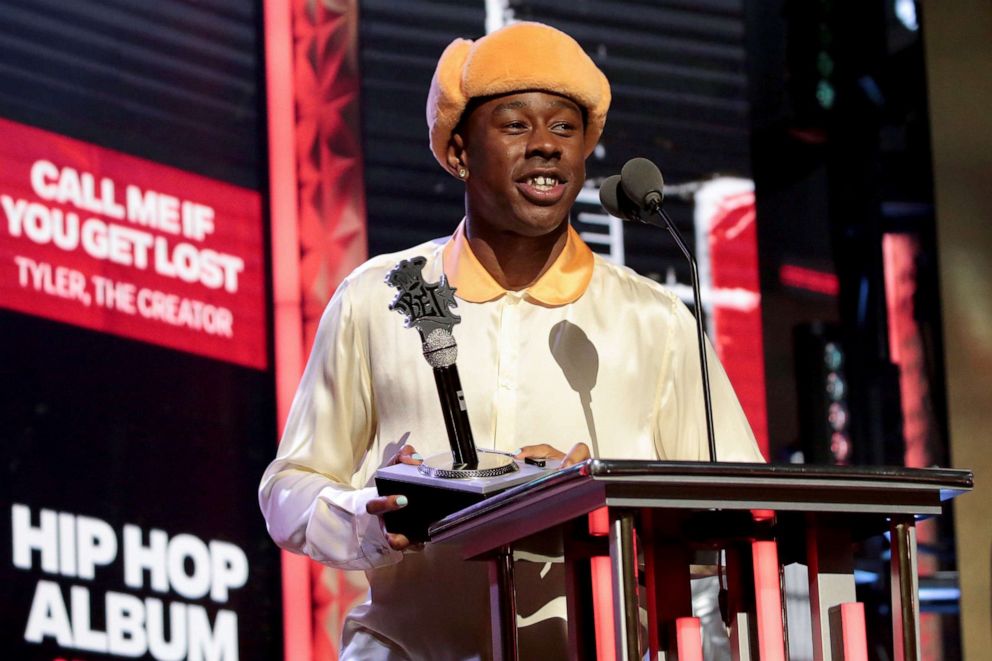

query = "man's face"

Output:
[[453, 91, 587, 238]]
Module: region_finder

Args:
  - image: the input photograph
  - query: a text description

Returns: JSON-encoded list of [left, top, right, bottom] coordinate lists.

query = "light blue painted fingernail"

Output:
[[513, 448, 522, 455], [396, 495, 409, 507], [411, 453, 424, 461]]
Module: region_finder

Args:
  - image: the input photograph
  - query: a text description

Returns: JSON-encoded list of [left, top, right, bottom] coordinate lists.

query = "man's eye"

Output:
[[504, 121, 528, 130], [552, 121, 578, 132]]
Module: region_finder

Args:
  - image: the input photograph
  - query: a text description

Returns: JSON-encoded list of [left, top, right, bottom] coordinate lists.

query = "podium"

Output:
[[429, 460, 972, 660]]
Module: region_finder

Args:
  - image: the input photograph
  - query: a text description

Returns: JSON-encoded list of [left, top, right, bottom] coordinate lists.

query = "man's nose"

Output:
[[526, 125, 562, 160]]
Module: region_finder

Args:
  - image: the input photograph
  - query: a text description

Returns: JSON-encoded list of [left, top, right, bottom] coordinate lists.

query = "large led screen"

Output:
[[0, 118, 267, 370]]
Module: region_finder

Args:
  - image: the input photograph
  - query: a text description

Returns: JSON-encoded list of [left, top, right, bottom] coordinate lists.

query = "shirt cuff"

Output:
[[304, 485, 404, 570]]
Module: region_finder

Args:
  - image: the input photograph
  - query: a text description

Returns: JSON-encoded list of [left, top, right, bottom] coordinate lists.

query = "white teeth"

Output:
[[529, 175, 558, 191]]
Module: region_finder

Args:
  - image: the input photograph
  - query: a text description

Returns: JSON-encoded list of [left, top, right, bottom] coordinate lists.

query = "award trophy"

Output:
[[374, 257, 548, 541]]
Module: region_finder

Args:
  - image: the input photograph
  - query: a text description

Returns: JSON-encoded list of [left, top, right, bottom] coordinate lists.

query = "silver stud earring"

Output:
[[458, 167, 467, 179]]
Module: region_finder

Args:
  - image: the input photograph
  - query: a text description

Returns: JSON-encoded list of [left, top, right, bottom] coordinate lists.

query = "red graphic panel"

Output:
[[696, 181, 769, 456], [0, 118, 266, 369]]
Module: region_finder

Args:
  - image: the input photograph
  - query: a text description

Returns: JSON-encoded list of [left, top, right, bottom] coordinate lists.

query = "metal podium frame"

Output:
[[429, 460, 972, 660]]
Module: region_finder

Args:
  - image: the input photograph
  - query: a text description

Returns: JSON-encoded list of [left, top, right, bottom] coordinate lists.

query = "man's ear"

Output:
[[446, 132, 467, 175]]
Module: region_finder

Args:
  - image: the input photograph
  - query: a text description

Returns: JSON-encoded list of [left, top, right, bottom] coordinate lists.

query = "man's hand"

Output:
[[366, 494, 413, 551], [365, 444, 423, 551], [515, 442, 591, 468], [388, 444, 424, 468]]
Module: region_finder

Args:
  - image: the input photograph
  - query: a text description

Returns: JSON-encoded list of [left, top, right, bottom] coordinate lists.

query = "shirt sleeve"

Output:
[[654, 298, 766, 463], [258, 278, 403, 570]]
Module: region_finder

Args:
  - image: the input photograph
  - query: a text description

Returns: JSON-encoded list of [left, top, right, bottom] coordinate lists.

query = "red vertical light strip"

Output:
[[590, 555, 617, 661], [751, 540, 786, 660], [588, 507, 610, 536], [263, 1, 312, 660], [675, 617, 704, 661], [839, 602, 869, 661], [586, 509, 615, 660]]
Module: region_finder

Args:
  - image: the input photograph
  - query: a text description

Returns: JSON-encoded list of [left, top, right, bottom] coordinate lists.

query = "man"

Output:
[[260, 21, 763, 659]]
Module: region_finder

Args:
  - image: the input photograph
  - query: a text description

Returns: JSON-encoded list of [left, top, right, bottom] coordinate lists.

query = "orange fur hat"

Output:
[[426, 21, 611, 175]]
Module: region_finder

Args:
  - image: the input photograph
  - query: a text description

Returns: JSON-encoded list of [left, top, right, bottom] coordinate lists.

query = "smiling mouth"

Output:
[[516, 174, 568, 205]]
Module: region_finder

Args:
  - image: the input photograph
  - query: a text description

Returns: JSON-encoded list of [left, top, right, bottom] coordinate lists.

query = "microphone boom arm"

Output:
[[646, 203, 719, 463]]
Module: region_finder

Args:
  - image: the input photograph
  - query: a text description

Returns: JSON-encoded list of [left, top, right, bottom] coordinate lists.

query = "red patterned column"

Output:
[[293, 0, 369, 347], [265, 0, 370, 659]]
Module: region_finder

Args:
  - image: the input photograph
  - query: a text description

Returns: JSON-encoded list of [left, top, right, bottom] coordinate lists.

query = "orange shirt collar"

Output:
[[442, 219, 595, 306]]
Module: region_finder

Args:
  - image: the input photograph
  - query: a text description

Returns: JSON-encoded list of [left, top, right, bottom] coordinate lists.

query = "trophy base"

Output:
[[418, 452, 518, 480], [375, 452, 552, 543]]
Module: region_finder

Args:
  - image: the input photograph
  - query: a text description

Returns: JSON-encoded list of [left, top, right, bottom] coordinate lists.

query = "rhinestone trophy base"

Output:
[[418, 451, 518, 480]]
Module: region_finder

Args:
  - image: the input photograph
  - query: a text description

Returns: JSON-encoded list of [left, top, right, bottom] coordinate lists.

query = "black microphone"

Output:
[[613, 157, 719, 463], [420, 328, 479, 470], [620, 157, 664, 213], [598, 174, 645, 223]]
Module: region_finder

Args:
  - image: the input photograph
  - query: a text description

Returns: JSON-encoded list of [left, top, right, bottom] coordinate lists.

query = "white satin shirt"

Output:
[[259, 222, 764, 659]]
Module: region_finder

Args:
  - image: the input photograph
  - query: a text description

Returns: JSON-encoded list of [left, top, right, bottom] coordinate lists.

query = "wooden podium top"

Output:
[[429, 460, 973, 559]]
